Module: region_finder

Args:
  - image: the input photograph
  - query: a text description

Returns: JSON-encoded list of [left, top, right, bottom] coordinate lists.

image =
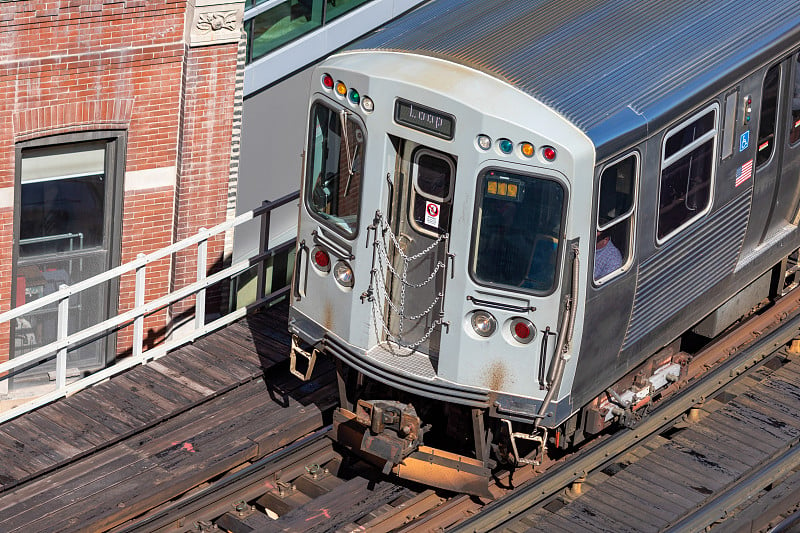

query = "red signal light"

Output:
[[510, 318, 536, 344], [542, 146, 557, 161], [314, 249, 330, 268], [322, 73, 334, 90], [514, 321, 531, 339]]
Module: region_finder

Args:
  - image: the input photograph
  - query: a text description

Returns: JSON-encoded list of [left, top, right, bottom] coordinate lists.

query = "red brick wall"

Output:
[[0, 0, 241, 365], [172, 44, 239, 318]]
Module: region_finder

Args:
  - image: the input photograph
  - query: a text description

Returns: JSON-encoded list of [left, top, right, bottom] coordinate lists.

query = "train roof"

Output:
[[348, 0, 800, 160]]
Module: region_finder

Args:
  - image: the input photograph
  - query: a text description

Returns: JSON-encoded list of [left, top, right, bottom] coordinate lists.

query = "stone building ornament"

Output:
[[187, 0, 245, 47], [196, 11, 238, 33]]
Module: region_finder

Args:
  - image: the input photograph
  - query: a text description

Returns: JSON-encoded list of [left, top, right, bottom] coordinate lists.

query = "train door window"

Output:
[[657, 106, 717, 242], [757, 63, 781, 167], [791, 54, 800, 145], [595, 153, 637, 283], [409, 149, 454, 237], [471, 170, 565, 294], [306, 102, 365, 238]]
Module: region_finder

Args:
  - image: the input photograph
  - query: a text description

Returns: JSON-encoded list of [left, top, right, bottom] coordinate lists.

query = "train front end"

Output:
[[289, 51, 594, 496]]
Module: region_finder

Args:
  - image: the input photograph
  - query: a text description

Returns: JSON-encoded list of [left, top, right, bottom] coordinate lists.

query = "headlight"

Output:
[[470, 310, 497, 337], [333, 261, 354, 288]]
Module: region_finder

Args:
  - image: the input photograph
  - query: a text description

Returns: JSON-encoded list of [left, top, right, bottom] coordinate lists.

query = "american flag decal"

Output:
[[736, 159, 753, 187]]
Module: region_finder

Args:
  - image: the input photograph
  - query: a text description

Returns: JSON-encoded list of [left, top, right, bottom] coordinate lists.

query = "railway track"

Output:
[[112, 287, 800, 532]]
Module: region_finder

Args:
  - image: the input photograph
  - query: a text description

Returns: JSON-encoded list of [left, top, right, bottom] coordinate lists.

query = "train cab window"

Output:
[[595, 154, 637, 282], [791, 54, 800, 145], [757, 63, 781, 167], [306, 102, 365, 238], [471, 170, 564, 293], [657, 106, 717, 242]]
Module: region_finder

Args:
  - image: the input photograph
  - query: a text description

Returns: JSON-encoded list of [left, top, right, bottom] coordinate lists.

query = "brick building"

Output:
[[0, 0, 246, 394]]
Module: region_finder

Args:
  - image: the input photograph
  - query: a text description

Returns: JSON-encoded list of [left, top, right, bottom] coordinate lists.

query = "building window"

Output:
[[595, 153, 637, 282], [245, 0, 370, 64], [657, 106, 717, 242], [12, 135, 123, 391]]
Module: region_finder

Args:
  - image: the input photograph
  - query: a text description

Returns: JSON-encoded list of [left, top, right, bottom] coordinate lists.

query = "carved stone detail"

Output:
[[186, 0, 245, 47], [196, 11, 238, 33]]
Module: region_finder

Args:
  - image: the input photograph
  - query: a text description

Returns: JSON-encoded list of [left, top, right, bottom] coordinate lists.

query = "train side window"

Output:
[[791, 54, 800, 146], [595, 153, 637, 283], [757, 63, 781, 167], [657, 106, 717, 243]]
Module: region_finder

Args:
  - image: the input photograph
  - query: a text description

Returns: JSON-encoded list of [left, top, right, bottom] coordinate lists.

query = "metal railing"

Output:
[[0, 191, 299, 424]]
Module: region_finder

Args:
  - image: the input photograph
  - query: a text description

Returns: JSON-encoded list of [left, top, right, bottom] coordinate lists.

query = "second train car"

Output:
[[288, 0, 800, 495]]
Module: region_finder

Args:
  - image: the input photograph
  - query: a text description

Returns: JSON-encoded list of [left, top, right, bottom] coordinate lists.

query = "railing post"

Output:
[[256, 200, 271, 300], [196, 229, 207, 331], [55, 284, 69, 391], [133, 254, 146, 360]]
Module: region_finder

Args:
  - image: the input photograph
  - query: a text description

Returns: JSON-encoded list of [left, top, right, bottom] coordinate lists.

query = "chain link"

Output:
[[369, 215, 448, 349]]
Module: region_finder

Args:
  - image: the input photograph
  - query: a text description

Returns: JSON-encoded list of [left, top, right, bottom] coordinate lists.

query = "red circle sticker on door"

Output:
[[425, 201, 440, 227]]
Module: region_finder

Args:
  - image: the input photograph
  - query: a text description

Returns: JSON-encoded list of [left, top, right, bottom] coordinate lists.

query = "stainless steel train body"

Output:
[[288, 0, 800, 493]]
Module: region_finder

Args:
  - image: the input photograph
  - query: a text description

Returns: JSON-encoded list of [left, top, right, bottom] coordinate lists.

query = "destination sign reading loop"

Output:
[[394, 99, 455, 140]]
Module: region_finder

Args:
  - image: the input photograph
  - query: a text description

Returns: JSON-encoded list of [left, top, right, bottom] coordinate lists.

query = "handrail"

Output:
[[0, 190, 300, 423]]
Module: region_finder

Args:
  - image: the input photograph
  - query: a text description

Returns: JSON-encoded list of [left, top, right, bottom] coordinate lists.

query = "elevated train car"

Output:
[[288, 0, 800, 495]]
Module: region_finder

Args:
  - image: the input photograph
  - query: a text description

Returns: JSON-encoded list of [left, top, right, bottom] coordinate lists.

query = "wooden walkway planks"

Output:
[[0, 300, 291, 492], [0, 300, 332, 532]]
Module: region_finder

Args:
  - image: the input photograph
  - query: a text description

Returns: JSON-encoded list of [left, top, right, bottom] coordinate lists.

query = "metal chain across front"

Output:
[[369, 214, 448, 349]]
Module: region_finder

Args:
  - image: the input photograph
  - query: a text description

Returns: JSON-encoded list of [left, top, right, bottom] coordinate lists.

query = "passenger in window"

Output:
[[594, 230, 622, 280]]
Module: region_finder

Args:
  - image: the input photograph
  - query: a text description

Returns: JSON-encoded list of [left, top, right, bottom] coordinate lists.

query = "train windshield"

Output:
[[472, 170, 564, 293], [306, 102, 365, 237]]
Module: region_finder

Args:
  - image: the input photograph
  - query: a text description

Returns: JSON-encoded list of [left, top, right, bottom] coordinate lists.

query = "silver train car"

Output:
[[288, 0, 800, 495]]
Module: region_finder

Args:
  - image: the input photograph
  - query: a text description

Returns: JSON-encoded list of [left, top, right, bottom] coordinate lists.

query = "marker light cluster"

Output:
[[321, 73, 373, 114], [476, 134, 557, 162]]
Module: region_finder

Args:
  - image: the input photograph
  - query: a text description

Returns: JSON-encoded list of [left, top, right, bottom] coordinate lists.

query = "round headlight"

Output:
[[333, 261, 354, 288], [471, 310, 497, 337], [510, 318, 536, 344], [477, 134, 492, 151]]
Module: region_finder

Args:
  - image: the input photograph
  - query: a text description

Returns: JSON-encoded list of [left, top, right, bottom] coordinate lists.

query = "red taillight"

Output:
[[314, 249, 330, 268], [510, 318, 536, 344], [514, 321, 531, 339], [322, 73, 334, 89], [542, 146, 557, 161]]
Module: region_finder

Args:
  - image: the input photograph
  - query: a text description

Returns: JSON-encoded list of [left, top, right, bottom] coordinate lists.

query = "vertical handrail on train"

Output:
[[534, 242, 580, 430]]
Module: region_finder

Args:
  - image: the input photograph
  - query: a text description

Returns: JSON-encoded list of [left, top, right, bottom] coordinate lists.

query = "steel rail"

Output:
[[664, 442, 800, 532], [454, 294, 800, 532], [114, 425, 335, 533]]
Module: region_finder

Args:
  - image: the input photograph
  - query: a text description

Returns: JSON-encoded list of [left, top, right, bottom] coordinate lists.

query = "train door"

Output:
[[382, 138, 454, 356], [767, 52, 800, 228], [740, 61, 783, 252]]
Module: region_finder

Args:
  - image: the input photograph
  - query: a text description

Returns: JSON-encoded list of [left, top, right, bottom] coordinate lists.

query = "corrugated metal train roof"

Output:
[[349, 0, 800, 155]]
